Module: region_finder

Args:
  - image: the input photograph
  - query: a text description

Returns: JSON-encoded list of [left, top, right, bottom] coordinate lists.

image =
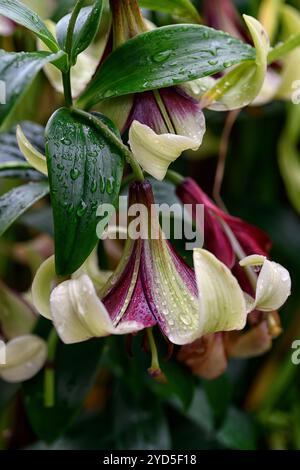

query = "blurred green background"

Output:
[[0, 0, 300, 450]]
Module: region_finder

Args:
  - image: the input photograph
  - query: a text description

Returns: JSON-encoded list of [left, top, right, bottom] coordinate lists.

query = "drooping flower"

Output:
[[0, 281, 47, 383], [86, 0, 206, 180], [32, 180, 248, 346], [176, 177, 271, 272], [176, 177, 291, 379]]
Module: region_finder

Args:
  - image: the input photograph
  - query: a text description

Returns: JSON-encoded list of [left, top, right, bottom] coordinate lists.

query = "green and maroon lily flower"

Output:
[[32, 180, 250, 346], [176, 177, 291, 307], [176, 177, 271, 269], [89, 0, 206, 181]]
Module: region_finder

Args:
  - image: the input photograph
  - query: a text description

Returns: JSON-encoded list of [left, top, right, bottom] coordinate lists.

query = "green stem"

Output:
[[62, 0, 85, 107], [147, 328, 160, 373], [268, 34, 300, 64], [166, 170, 185, 186], [44, 328, 59, 408], [71, 107, 144, 182], [62, 70, 73, 108]]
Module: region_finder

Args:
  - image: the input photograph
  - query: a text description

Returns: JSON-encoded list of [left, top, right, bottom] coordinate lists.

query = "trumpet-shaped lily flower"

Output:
[[33, 181, 248, 346], [127, 88, 206, 180]]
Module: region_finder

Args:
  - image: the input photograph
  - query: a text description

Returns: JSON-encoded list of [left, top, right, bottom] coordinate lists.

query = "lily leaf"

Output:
[[138, 0, 201, 23], [0, 0, 59, 52], [0, 181, 49, 236], [56, 0, 104, 65], [77, 24, 255, 107], [0, 50, 65, 129], [45, 108, 124, 276]]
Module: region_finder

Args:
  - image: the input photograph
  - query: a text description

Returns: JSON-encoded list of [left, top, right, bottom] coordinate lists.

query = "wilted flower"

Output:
[[33, 180, 249, 346]]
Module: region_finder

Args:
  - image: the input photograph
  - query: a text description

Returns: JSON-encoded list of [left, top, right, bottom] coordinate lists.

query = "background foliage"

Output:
[[0, 0, 300, 450]]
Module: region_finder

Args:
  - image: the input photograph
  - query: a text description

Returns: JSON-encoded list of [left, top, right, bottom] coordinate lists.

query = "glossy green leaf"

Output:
[[0, 50, 65, 129], [78, 24, 255, 107], [23, 337, 104, 443], [45, 108, 124, 276], [56, 1, 104, 65], [139, 0, 201, 23], [0, 181, 49, 236], [0, 121, 45, 179], [0, 0, 59, 52]]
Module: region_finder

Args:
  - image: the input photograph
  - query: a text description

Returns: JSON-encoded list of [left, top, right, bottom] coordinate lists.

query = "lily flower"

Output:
[[176, 177, 271, 273], [185, 14, 270, 110], [198, 0, 300, 107], [0, 281, 47, 383], [89, 0, 206, 180], [32, 180, 248, 346]]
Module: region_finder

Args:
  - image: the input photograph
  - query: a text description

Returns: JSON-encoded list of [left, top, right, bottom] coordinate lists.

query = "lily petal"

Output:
[[194, 249, 247, 335], [32, 256, 56, 320], [0, 335, 47, 383], [50, 274, 143, 344], [16, 125, 48, 176], [240, 255, 291, 311], [192, 16, 269, 110], [129, 120, 202, 181]]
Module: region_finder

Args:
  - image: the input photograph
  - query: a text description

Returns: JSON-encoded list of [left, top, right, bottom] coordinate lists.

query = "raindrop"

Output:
[[77, 200, 87, 217], [91, 179, 97, 193], [60, 137, 71, 146], [99, 175, 106, 193], [152, 50, 172, 63], [70, 168, 80, 180], [208, 60, 218, 66]]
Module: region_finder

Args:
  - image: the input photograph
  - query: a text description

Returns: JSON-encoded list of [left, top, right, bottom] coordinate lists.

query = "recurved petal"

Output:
[[129, 120, 202, 181], [240, 255, 291, 311], [194, 249, 247, 335], [193, 16, 269, 110], [32, 256, 56, 320], [50, 274, 143, 344], [0, 335, 47, 383], [160, 87, 206, 146], [16, 125, 48, 176]]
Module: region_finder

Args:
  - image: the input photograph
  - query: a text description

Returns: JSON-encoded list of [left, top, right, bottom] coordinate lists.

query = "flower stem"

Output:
[[62, 70, 72, 108], [71, 107, 144, 182], [268, 34, 300, 64], [166, 170, 185, 186], [44, 328, 59, 408], [62, 0, 85, 107]]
